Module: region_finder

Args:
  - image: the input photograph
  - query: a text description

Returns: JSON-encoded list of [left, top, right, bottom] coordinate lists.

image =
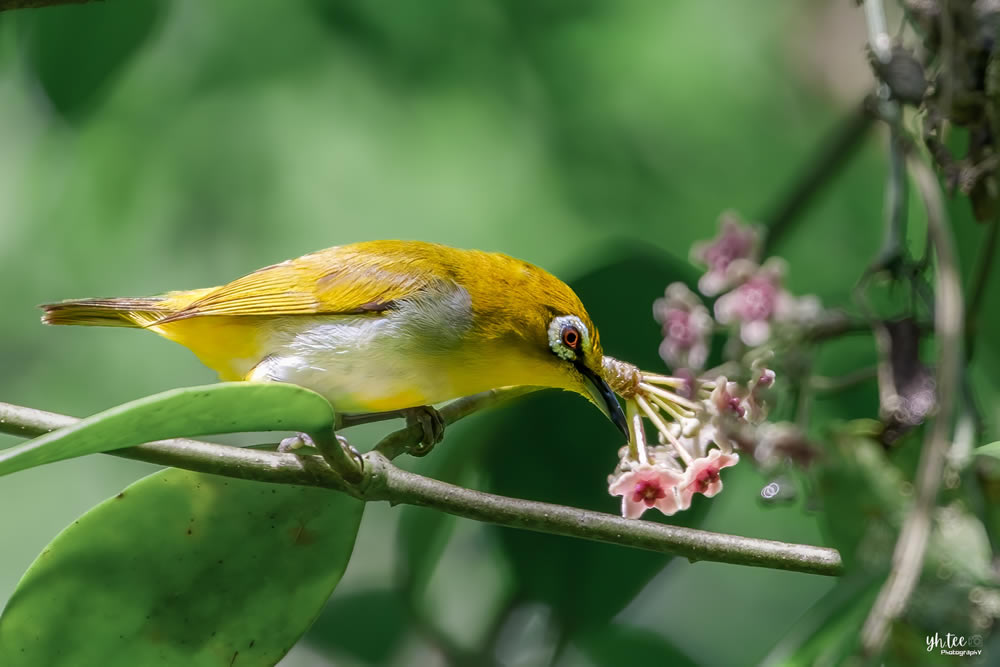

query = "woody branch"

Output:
[[0, 398, 843, 577]]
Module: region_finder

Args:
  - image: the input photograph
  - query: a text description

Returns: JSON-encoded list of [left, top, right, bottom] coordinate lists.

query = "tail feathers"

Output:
[[41, 297, 170, 328]]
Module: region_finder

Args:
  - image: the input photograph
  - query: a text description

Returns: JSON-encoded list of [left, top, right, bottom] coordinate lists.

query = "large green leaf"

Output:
[[0, 383, 335, 477], [761, 574, 882, 666], [303, 589, 408, 664], [0, 468, 363, 667], [395, 439, 466, 599], [576, 623, 697, 667], [18, 0, 167, 120]]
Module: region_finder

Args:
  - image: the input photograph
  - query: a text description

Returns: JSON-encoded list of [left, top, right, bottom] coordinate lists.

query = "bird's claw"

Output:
[[340, 435, 364, 470], [404, 405, 445, 456], [279, 432, 315, 453], [279, 432, 360, 462]]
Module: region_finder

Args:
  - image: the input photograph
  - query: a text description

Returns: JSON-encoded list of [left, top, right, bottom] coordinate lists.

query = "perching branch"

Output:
[[0, 399, 844, 577]]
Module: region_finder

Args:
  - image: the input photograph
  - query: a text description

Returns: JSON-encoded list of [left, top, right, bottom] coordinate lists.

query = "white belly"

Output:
[[247, 289, 473, 413]]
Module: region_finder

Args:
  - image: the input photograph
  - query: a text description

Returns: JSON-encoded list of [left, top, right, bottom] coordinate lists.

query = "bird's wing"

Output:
[[158, 244, 437, 321]]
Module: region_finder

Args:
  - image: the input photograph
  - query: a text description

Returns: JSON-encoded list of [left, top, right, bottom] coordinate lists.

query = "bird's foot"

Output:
[[278, 432, 315, 453], [403, 405, 445, 456], [279, 431, 359, 460]]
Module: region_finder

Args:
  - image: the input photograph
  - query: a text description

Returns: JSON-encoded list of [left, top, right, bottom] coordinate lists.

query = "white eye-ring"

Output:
[[548, 315, 590, 361]]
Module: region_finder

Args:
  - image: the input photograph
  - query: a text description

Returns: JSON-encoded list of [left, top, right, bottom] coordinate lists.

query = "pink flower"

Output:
[[653, 283, 713, 370], [690, 212, 762, 296], [752, 367, 776, 390], [608, 463, 687, 519], [700, 376, 754, 452], [706, 376, 749, 421], [744, 366, 776, 424], [679, 449, 740, 506], [714, 259, 821, 346]]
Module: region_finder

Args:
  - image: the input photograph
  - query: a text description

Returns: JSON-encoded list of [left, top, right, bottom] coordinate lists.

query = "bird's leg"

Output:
[[278, 431, 362, 461], [403, 405, 445, 455], [278, 430, 365, 482], [340, 405, 445, 454], [279, 431, 323, 453]]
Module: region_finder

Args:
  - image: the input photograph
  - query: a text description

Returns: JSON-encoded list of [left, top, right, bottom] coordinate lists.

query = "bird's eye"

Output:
[[548, 314, 589, 361], [562, 325, 580, 350]]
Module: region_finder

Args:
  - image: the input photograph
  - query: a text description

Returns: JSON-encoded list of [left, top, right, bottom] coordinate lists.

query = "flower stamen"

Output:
[[638, 382, 702, 411], [645, 390, 694, 422]]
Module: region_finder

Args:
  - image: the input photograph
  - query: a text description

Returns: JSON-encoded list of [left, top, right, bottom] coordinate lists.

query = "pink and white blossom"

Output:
[[609, 364, 777, 518], [690, 212, 762, 296], [744, 365, 776, 424], [608, 463, 687, 518], [714, 259, 821, 346], [706, 376, 749, 422], [653, 283, 714, 370], [678, 449, 740, 506]]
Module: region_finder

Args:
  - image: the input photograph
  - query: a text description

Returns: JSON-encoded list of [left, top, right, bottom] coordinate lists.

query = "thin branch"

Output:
[[865, 122, 909, 275], [368, 451, 841, 574], [800, 310, 872, 343], [809, 366, 879, 393], [0, 400, 844, 577], [860, 156, 964, 655]]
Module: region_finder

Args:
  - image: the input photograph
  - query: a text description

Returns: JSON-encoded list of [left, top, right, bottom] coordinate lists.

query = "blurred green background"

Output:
[[7, 1, 994, 665]]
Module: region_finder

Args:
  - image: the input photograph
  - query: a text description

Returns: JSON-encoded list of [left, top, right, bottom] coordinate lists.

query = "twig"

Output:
[[800, 310, 872, 343], [809, 366, 879, 393], [0, 400, 844, 577], [864, 0, 894, 65], [860, 156, 964, 655], [864, 0, 910, 279], [866, 123, 909, 275]]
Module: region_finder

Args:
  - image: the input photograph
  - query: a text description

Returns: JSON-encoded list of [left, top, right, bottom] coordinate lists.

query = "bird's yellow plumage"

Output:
[[41, 241, 626, 434]]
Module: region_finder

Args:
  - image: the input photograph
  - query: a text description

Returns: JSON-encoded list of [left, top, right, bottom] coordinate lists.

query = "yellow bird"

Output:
[[41, 240, 628, 442]]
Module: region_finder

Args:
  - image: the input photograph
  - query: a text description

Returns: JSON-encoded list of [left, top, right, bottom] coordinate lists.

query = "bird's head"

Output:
[[540, 311, 628, 437], [463, 254, 628, 438]]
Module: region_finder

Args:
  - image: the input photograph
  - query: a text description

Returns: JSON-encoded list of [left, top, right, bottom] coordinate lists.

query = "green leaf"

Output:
[[975, 442, 1000, 460], [18, 0, 167, 120], [0, 468, 363, 667], [395, 445, 464, 598], [576, 623, 697, 667], [761, 574, 882, 666], [303, 589, 408, 664], [0, 383, 334, 477]]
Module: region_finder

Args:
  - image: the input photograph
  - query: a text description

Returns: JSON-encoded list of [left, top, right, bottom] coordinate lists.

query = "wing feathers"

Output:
[[156, 245, 435, 322]]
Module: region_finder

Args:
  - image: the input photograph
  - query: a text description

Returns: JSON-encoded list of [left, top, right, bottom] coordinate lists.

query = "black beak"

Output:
[[576, 362, 629, 438]]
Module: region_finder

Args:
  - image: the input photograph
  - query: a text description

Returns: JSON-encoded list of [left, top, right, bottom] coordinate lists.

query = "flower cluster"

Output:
[[654, 213, 821, 368], [605, 213, 826, 520], [604, 361, 775, 519]]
